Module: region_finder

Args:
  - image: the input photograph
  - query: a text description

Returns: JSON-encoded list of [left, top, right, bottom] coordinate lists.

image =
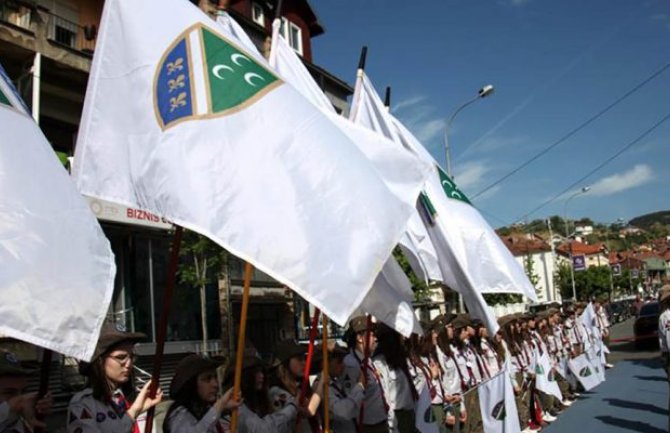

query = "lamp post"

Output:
[[443, 85, 494, 313], [605, 218, 625, 301], [564, 186, 590, 301], [444, 84, 494, 179]]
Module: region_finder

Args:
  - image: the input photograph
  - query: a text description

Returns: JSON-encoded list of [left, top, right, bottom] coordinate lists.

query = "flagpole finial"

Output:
[[275, 0, 284, 19], [384, 87, 391, 108], [358, 46, 368, 71]]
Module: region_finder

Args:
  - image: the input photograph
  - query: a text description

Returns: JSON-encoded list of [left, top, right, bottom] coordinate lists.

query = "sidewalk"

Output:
[[545, 319, 668, 433]]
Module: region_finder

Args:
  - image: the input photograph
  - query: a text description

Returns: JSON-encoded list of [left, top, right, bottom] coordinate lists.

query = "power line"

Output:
[[472, 60, 670, 199], [514, 111, 670, 223]]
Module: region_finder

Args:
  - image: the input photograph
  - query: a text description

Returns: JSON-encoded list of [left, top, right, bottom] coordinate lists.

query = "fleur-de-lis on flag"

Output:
[[169, 92, 187, 112], [166, 57, 184, 75], [168, 74, 185, 92]]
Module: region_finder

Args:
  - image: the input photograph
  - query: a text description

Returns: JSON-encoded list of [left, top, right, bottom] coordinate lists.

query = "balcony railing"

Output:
[[0, 1, 97, 56]]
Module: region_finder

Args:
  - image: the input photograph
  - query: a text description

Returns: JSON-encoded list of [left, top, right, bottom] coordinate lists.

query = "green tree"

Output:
[[554, 264, 613, 301], [178, 230, 229, 356], [393, 247, 432, 302]]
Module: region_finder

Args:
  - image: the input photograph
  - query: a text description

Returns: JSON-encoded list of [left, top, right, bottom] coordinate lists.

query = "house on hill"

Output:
[[557, 240, 609, 269], [499, 233, 559, 304]]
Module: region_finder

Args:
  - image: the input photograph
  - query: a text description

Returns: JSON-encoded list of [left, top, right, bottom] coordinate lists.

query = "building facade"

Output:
[[0, 0, 353, 406]]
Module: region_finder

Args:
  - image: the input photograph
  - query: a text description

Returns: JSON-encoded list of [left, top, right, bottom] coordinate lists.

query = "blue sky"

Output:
[[311, 0, 670, 228]]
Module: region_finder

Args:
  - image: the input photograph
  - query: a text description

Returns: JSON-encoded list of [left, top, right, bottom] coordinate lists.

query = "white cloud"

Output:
[[392, 95, 426, 113], [393, 95, 445, 150], [586, 164, 654, 197], [454, 161, 489, 191]]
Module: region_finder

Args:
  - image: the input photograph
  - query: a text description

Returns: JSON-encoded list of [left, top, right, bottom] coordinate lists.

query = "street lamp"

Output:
[[564, 186, 590, 301], [444, 84, 495, 179]]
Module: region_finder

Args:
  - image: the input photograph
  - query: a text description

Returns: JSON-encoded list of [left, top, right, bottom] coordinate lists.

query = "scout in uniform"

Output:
[[0, 348, 53, 433], [657, 285, 670, 433], [372, 324, 418, 433], [163, 354, 240, 433], [66, 323, 163, 433], [321, 345, 365, 433], [343, 316, 389, 433], [221, 355, 300, 433], [268, 341, 322, 433]]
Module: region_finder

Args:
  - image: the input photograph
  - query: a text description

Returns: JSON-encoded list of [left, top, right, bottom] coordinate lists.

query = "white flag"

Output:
[[347, 71, 540, 334], [415, 386, 440, 433], [534, 352, 563, 401], [568, 354, 601, 391], [478, 372, 522, 433], [0, 62, 115, 361], [266, 16, 423, 336], [349, 71, 442, 283], [579, 303, 598, 332], [74, 0, 430, 326]]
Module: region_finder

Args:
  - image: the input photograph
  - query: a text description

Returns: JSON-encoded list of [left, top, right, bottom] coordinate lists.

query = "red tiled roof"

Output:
[[499, 233, 551, 256], [557, 240, 606, 256]]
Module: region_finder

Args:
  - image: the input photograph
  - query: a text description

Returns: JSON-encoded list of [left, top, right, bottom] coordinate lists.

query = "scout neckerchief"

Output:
[[110, 390, 140, 433], [352, 350, 390, 413]]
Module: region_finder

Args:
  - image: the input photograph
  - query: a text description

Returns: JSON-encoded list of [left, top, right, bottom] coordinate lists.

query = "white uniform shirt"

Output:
[[326, 373, 364, 433], [221, 403, 297, 433], [67, 388, 137, 433], [165, 405, 226, 433], [372, 354, 415, 433], [268, 386, 312, 433], [659, 309, 670, 353], [480, 340, 500, 377], [343, 350, 388, 426]]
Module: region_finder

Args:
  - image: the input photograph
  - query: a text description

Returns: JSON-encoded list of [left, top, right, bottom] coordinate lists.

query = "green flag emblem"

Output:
[[154, 24, 281, 129], [202, 27, 279, 115], [437, 165, 472, 205], [0, 88, 10, 107]]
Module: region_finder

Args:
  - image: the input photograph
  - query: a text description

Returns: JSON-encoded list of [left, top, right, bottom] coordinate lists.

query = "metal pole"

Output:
[[31, 52, 41, 124], [444, 96, 479, 179], [564, 191, 582, 301]]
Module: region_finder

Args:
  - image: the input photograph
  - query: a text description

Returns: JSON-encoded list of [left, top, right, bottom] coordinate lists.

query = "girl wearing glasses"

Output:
[[67, 323, 164, 433]]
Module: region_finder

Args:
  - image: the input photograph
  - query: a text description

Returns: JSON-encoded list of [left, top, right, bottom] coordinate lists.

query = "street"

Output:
[[545, 317, 668, 433]]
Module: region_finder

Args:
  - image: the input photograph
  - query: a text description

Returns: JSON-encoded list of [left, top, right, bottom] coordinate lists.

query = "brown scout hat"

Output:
[[222, 355, 266, 386], [273, 341, 307, 365], [451, 314, 472, 330], [79, 322, 146, 375], [349, 316, 373, 334], [170, 354, 220, 397], [0, 350, 35, 377]]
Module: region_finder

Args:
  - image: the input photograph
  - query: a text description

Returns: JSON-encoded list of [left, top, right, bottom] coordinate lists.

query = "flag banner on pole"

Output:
[[352, 257, 422, 337], [587, 346, 606, 383], [266, 15, 424, 335], [478, 371, 522, 433], [568, 354, 600, 391], [74, 0, 430, 326], [415, 386, 440, 433], [346, 71, 540, 334], [0, 62, 115, 361], [555, 356, 568, 379], [347, 71, 442, 283], [534, 352, 563, 401], [579, 303, 598, 331]]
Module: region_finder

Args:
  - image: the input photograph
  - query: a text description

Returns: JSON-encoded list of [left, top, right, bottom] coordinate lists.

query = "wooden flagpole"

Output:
[[357, 315, 373, 431], [229, 262, 254, 433], [321, 316, 330, 433], [144, 225, 184, 433], [295, 308, 321, 430], [32, 349, 52, 433]]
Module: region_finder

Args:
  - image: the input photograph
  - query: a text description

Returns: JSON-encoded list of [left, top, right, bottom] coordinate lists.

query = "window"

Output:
[[279, 17, 303, 55], [251, 2, 265, 26]]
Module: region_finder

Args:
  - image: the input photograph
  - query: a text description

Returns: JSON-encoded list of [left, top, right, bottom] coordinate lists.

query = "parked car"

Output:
[[608, 302, 624, 324], [633, 301, 660, 349]]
